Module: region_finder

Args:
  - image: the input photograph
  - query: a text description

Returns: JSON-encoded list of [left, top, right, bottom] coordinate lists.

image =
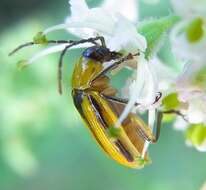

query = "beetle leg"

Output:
[[141, 109, 156, 158], [150, 109, 187, 143], [102, 92, 161, 107], [102, 94, 163, 143], [151, 110, 163, 143], [101, 95, 140, 106], [93, 53, 140, 81]]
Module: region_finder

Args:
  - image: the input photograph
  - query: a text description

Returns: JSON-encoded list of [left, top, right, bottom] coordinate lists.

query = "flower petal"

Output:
[[66, 0, 116, 38], [28, 43, 91, 64], [134, 56, 157, 107], [43, 24, 67, 35], [170, 20, 206, 62], [187, 97, 206, 124], [102, 0, 138, 23], [116, 55, 157, 127], [66, 8, 115, 37], [149, 57, 177, 91], [107, 14, 147, 52], [69, 0, 89, 19]]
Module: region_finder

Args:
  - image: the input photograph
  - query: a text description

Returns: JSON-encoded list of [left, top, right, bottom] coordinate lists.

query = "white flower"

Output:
[[175, 62, 206, 92], [170, 0, 206, 63], [102, 0, 138, 22], [175, 62, 206, 124], [170, 0, 206, 135], [170, 21, 206, 63], [30, 0, 146, 65], [65, 0, 146, 52], [121, 56, 176, 115], [185, 95, 206, 124]]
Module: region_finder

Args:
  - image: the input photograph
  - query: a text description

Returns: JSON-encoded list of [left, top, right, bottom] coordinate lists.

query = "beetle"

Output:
[[9, 35, 164, 168]]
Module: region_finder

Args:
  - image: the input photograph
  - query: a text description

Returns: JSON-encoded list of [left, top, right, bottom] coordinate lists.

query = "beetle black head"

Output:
[[83, 46, 122, 62]]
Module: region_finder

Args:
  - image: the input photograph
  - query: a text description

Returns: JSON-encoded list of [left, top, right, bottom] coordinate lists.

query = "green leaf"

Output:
[[33, 32, 48, 44], [162, 92, 180, 110], [138, 15, 180, 59], [186, 17, 204, 43]]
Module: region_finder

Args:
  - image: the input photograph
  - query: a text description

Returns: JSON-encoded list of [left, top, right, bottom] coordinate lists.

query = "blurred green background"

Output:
[[1, 0, 206, 190]]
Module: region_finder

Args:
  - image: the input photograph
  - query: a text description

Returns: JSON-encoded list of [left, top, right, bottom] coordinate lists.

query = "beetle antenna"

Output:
[[9, 35, 106, 57], [8, 40, 78, 56], [9, 35, 106, 94], [9, 42, 35, 56]]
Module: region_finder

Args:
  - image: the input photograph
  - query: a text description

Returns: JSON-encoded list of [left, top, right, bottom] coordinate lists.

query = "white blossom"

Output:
[[102, 0, 138, 22], [175, 63, 206, 124], [170, 0, 206, 152], [171, 1, 206, 122], [40, 0, 146, 58], [148, 57, 177, 92], [170, 0, 206, 64], [170, 21, 206, 63]]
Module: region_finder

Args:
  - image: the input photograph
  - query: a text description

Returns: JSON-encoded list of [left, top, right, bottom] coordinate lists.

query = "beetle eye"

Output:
[[83, 46, 109, 61], [83, 46, 116, 62]]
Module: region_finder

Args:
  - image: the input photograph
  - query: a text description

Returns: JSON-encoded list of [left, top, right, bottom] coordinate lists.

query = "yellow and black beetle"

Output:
[[10, 35, 165, 168]]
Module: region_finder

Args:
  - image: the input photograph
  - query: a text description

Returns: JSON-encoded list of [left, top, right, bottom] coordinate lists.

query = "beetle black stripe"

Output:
[[89, 95, 134, 162], [72, 90, 110, 154], [88, 95, 108, 129], [72, 89, 85, 117], [73, 90, 134, 162], [115, 140, 134, 162]]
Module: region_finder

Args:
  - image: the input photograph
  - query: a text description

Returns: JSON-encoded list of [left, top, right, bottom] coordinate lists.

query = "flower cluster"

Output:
[[170, 0, 206, 151]]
